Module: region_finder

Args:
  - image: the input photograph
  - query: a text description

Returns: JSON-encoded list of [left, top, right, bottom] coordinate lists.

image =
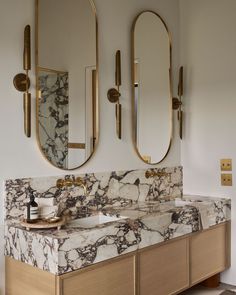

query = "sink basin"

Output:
[[68, 213, 128, 228]]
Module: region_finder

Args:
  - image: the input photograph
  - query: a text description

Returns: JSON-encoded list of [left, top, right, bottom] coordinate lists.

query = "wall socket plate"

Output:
[[220, 159, 232, 171], [221, 174, 233, 186]]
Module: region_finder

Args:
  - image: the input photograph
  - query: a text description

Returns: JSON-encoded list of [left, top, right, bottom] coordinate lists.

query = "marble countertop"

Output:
[[5, 195, 231, 275]]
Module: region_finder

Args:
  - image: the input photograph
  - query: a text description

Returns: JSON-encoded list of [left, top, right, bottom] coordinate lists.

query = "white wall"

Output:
[[0, 0, 180, 293], [180, 0, 236, 285]]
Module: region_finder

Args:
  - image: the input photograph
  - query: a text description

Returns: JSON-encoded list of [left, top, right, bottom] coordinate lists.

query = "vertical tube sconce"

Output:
[[107, 50, 122, 139], [172, 66, 184, 139], [178, 66, 183, 139], [13, 25, 31, 138]]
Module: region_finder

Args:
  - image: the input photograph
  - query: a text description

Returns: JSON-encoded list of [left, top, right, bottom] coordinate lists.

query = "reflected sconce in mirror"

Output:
[[172, 66, 184, 139], [107, 50, 122, 139], [13, 25, 31, 138]]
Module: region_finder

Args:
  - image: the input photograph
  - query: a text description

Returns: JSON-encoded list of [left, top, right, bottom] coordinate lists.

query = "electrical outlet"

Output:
[[220, 159, 232, 171], [221, 174, 233, 186]]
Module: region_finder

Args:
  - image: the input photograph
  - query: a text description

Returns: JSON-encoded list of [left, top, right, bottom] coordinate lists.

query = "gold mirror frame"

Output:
[[131, 11, 173, 165], [35, 0, 99, 170]]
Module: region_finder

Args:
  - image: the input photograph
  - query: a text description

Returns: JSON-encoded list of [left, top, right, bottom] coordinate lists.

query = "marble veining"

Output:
[[38, 70, 69, 169], [4, 167, 231, 276], [5, 167, 183, 221], [5, 195, 231, 275]]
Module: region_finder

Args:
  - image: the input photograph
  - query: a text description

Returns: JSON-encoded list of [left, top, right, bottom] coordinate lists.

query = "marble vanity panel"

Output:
[[138, 206, 200, 249], [57, 221, 140, 274], [5, 219, 141, 275], [4, 166, 183, 221], [182, 195, 231, 228], [4, 195, 231, 275], [5, 225, 59, 274]]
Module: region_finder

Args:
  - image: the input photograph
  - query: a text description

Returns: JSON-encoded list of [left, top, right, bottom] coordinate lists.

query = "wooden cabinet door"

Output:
[[190, 224, 227, 285], [139, 238, 189, 295], [5, 257, 56, 295], [61, 255, 136, 295]]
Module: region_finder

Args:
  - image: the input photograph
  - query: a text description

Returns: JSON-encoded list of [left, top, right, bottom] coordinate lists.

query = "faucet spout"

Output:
[[56, 177, 87, 195]]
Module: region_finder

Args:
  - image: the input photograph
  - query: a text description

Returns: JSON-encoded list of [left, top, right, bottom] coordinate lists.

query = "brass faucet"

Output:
[[56, 177, 87, 195], [145, 170, 170, 179]]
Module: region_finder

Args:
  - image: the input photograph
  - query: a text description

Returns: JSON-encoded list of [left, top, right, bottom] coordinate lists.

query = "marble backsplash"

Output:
[[4, 166, 183, 221]]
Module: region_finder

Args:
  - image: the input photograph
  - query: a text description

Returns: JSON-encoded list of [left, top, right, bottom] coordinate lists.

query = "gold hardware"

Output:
[[13, 73, 30, 92], [64, 179, 73, 187], [92, 69, 97, 149], [178, 67, 183, 97], [107, 88, 120, 103], [115, 50, 121, 87], [221, 174, 232, 186], [142, 155, 151, 164], [172, 66, 184, 139], [221, 159, 232, 171], [56, 177, 87, 195], [116, 103, 122, 139], [172, 97, 182, 110], [24, 25, 31, 71], [23, 93, 31, 137], [56, 179, 64, 189], [145, 170, 170, 179], [107, 50, 122, 139], [68, 143, 86, 149], [13, 25, 31, 138]]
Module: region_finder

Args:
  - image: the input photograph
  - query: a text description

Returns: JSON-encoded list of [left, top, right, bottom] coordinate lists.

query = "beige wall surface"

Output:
[[0, 0, 180, 293], [180, 0, 236, 285]]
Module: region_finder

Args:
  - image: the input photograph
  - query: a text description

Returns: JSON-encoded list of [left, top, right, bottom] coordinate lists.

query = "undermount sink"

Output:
[[68, 213, 128, 228]]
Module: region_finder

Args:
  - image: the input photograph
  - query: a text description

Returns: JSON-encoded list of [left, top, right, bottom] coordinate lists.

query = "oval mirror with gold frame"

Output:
[[35, 0, 98, 170], [131, 11, 172, 164]]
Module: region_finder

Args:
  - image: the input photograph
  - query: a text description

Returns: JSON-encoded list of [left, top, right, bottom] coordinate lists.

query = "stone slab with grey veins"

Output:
[[4, 167, 231, 275]]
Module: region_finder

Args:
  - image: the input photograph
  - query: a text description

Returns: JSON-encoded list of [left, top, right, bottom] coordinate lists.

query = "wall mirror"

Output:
[[36, 0, 98, 170], [132, 11, 172, 164]]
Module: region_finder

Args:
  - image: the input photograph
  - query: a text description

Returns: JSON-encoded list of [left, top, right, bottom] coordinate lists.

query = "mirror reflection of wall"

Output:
[[37, 0, 98, 170], [133, 11, 172, 164]]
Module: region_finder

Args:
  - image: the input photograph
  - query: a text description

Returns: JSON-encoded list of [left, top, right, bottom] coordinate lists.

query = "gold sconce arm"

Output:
[[24, 25, 31, 71], [107, 50, 122, 139], [172, 66, 184, 140], [145, 170, 170, 179], [13, 25, 31, 138], [115, 50, 121, 87], [56, 177, 87, 195]]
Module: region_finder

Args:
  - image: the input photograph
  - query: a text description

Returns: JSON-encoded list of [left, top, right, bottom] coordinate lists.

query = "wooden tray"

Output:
[[20, 217, 66, 231]]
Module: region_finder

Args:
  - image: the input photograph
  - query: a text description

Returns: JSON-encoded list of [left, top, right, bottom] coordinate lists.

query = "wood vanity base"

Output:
[[5, 222, 230, 295]]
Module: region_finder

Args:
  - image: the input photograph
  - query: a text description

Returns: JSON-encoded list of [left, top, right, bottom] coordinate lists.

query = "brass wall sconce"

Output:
[[56, 177, 87, 195], [172, 66, 184, 139], [13, 25, 31, 138], [107, 50, 122, 139]]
